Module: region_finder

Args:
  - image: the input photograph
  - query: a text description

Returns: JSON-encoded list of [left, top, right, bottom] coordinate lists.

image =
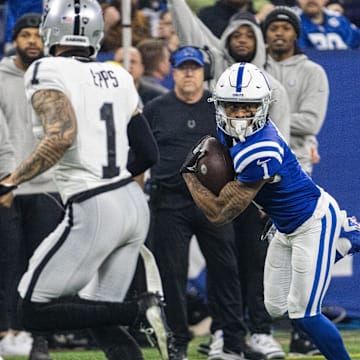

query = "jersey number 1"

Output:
[[100, 103, 120, 178]]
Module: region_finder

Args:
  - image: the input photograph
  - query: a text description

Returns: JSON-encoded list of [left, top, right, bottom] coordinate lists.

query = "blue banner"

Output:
[[310, 50, 360, 318]]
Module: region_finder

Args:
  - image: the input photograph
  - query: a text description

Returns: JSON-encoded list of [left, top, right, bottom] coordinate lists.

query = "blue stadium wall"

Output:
[[309, 50, 360, 318]]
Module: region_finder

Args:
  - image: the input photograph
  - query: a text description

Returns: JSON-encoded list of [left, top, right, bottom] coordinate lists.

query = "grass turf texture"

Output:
[[3, 330, 360, 359]]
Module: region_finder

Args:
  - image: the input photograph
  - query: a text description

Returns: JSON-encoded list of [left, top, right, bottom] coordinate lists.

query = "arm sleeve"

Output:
[[126, 112, 159, 177]]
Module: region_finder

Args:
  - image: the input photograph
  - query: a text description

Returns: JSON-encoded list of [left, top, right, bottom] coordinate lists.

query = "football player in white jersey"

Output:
[[181, 62, 360, 360], [0, 1, 170, 360]]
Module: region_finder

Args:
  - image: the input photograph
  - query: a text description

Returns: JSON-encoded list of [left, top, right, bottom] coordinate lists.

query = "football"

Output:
[[196, 137, 235, 195]]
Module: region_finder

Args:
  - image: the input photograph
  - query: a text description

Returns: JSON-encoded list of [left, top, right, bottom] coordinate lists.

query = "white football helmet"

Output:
[[41, 0, 104, 57], [212, 62, 272, 142]]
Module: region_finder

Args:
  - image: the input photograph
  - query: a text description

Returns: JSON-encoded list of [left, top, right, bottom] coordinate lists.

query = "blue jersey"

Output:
[[298, 9, 360, 50], [218, 121, 321, 234]]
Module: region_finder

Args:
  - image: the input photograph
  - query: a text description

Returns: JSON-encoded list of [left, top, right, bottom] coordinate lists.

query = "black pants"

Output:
[[233, 203, 273, 334], [0, 193, 64, 330], [152, 201, 247, 353]]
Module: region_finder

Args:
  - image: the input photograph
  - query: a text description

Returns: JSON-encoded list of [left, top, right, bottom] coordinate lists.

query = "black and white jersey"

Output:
[[24, 57, 139, 202]]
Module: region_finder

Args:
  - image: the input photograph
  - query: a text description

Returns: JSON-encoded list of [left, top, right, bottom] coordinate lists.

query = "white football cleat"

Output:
[[249, 333, 285, 359], [0, 332, 32, 356]]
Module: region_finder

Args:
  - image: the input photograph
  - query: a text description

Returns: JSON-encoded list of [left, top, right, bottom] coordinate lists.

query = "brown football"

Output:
[[196, 137, 235, 195]]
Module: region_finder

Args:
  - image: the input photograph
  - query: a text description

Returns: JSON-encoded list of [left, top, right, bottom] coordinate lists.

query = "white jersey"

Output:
[[24, 57, 139, 202]]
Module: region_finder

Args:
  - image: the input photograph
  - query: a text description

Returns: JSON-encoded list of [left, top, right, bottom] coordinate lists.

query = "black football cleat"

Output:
[[28, 336, 52, 360]]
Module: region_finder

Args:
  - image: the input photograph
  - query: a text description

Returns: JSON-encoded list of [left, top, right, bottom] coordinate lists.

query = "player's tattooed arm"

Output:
[[183, 173, 266, 224], [7, 90, 77, 186]]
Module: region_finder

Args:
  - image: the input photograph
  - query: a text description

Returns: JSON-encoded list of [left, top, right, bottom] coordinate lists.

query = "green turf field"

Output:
[[3, 330, 360, 359]]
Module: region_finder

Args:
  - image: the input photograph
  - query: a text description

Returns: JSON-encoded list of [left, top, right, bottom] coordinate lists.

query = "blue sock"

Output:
[[293, 314, 351, 360]]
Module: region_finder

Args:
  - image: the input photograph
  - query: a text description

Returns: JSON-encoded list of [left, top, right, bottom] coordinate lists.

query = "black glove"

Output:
[[0, 183, 17, 196], [180, 135, 211, 174]]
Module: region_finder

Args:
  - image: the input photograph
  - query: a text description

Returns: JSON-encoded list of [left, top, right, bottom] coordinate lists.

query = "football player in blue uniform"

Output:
[[182, 62, 359, 360]]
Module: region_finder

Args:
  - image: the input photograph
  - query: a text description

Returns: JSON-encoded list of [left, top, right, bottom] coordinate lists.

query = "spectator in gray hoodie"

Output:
[[263, 6, 328, 176]]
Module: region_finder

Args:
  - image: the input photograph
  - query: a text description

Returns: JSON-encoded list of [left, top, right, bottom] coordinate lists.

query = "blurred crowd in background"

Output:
[[0, 0, 360, 59]]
